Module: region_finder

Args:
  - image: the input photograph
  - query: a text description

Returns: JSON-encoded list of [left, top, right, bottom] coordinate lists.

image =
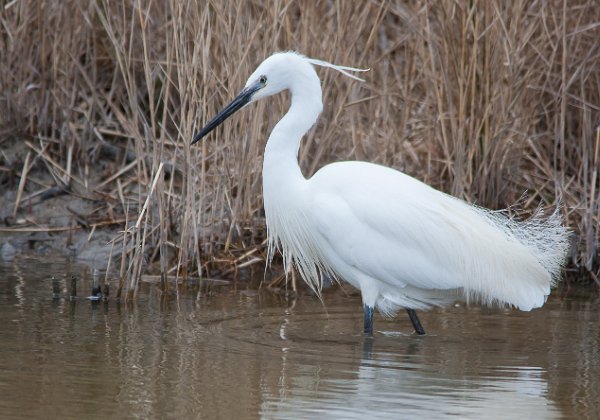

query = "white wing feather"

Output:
[[306, 161, 569, 313]]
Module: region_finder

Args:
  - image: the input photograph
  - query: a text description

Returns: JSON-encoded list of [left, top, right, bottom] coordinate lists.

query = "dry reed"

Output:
[[1, 0, 598, 296]]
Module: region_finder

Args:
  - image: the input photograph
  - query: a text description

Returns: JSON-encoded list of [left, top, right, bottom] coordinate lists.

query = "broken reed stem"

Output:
[[13, 151, 31, 217], [0, 219, 127, 233], [116, 204, 130, 300], [135, 162, 164, 229], [156, 166, 168, 292]]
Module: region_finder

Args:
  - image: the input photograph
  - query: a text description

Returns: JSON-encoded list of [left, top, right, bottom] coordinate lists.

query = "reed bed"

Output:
[[1, 0, 598, 296]]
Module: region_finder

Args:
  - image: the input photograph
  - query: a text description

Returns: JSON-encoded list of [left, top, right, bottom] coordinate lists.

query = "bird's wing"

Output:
[[307, 161, 555, 310], [308, 161, 470, 292]]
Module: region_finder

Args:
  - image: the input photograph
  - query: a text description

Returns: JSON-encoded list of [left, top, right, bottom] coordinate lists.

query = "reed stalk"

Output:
[[1, 1, 598, 295]]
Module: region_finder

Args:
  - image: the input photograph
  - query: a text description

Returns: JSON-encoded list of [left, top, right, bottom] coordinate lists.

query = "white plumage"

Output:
[[193, 51, 570, 334]]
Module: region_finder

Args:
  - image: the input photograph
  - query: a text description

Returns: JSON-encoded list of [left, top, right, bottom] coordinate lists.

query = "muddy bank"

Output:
[[0, 191, 121, 267], [0, 144, 126, 266]]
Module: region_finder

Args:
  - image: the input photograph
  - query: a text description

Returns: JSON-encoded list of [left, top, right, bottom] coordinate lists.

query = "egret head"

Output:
[[247, 53, 310, 101], [192, 52, 367, 144]]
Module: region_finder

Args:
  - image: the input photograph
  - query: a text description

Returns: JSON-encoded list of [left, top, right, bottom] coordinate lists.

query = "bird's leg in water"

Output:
[[363, 305, 374, 335], [406, 308, 426, 335]]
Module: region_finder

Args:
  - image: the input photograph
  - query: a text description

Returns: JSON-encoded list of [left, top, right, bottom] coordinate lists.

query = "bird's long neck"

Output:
[[261, 73, 324, 284], [262, 80, 323, 190]]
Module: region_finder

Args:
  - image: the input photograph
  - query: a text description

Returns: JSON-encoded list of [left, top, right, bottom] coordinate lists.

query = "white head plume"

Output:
[[306, 57, 370, 82]]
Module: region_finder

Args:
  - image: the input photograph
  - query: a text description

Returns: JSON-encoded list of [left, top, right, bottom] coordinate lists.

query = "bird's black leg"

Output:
[[363, 305, 374, 336], [406, 308, 426, 335]]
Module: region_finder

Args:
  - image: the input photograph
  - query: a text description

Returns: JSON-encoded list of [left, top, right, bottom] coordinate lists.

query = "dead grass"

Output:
[[1, 0, 598, 296]]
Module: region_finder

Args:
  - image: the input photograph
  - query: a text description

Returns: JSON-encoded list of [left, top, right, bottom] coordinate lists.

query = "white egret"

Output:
[[192, 51, 570, 335]]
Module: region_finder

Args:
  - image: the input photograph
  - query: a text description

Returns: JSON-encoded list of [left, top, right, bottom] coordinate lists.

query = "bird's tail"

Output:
[[483, 205, 571, 285], [463, 203, 571, 310]]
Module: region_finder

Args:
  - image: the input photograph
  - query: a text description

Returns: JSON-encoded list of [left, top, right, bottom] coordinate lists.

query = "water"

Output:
[[0, 257, 598, 419]]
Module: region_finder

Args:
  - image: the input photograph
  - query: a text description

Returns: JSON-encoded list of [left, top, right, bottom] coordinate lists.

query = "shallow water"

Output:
[[0, 257, 598, 419]]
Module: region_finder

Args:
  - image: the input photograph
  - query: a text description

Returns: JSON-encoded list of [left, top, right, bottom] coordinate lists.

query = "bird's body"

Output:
[[193, 51, 570, 335], [268, 157, 563, 313]]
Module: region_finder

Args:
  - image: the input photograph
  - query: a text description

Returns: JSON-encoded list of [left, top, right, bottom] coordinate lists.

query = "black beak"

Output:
[[191, 81, 261, 144]]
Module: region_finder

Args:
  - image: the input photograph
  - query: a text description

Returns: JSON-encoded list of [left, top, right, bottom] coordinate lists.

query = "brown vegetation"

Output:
[[1, 1, 598, 296]]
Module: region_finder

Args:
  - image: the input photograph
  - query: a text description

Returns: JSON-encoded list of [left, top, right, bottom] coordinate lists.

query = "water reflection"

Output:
[[262, 348, 560, 419], [0, 257, 598, 419]]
